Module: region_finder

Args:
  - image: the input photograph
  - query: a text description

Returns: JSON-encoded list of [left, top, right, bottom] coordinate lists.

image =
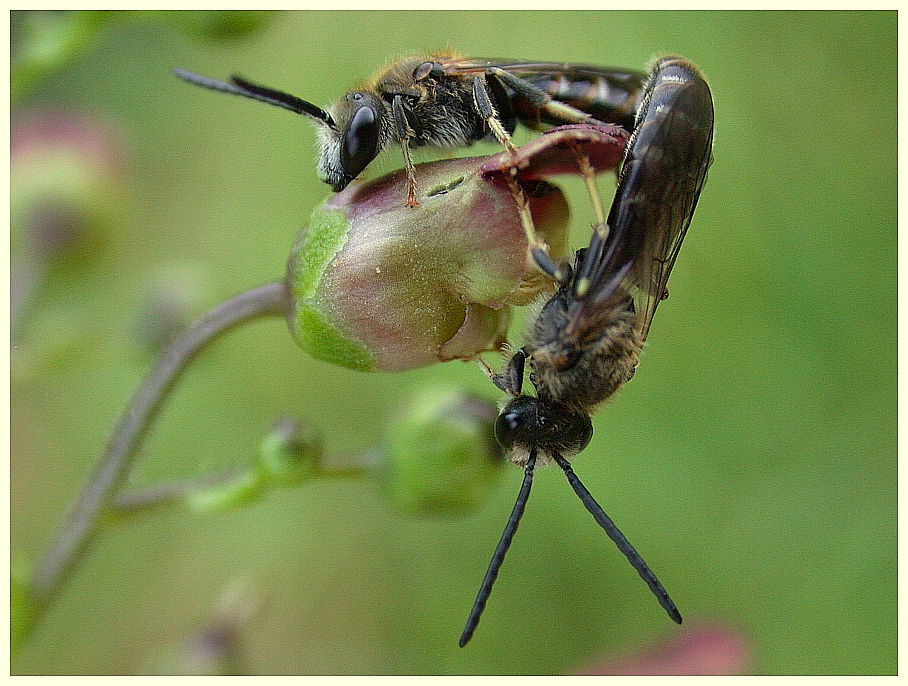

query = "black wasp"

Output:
[[174, 53, 646, 205], [459, 56, 714, 646]]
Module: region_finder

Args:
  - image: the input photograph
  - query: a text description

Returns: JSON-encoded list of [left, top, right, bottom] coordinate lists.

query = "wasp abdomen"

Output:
[[516, 68, 646, 132]]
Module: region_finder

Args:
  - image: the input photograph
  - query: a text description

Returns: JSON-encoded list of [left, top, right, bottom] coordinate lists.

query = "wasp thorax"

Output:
[[286, 154, 569, 372], [494, 395, 593, 465]]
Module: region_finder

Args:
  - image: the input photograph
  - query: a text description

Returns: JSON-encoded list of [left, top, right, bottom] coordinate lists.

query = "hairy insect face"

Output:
[[495, 396, 593, 466], [317, 91, 393, 192]]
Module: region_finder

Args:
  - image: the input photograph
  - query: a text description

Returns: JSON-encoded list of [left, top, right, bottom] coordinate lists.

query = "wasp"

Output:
[[458, 56, 715, 646], [174, 53, 646, 206]]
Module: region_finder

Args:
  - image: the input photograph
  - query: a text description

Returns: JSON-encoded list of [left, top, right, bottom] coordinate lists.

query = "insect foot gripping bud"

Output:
[[286, 124, 628, 372]]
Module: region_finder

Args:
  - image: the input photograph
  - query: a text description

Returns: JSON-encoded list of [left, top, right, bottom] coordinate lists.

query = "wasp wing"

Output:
[[440, 57, 644, 80], [439, 58, 646, 131], [572, 57, 714, 342]]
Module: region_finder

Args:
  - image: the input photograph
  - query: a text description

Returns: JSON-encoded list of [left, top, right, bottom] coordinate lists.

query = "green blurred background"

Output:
[[10, 10, 895, 675]]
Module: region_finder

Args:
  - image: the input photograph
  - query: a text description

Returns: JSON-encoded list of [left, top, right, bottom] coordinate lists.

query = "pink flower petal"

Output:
[[481, 124, 629, 181], [576, 623, 752, 676]]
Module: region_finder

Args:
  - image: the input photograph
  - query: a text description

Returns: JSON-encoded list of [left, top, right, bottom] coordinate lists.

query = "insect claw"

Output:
[[476, 357, 495, 379]]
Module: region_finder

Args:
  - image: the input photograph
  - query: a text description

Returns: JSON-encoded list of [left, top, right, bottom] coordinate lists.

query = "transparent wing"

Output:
[[572, 57, 715, 342]]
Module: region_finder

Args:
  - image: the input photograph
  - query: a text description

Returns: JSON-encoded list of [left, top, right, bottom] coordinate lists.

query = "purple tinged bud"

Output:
[[286, 124, 628, 372], [11, 111, 126, 263]]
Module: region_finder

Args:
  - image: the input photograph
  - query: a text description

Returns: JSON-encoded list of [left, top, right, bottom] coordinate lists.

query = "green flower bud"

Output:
[[146, 579, 258, 675], [286, 124, 628, 372], [11, 111, 125, 270], [255, 417, 324, 488], [286, 161, 568, 372], [133, 265, 207, 356], [374, 387, 504, 516]]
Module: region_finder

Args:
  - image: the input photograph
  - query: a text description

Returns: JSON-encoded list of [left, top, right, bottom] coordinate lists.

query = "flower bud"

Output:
[[133, 265, 207, 356], [254, 417, 324, 487], [286, 124, 628, 372], [11, 111, 125, 269], [146, 579, 259, 675], [373, 387, 504, 516]]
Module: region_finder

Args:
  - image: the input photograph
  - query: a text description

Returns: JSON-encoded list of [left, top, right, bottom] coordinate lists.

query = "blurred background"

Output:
[[10, 10, 895, 675]]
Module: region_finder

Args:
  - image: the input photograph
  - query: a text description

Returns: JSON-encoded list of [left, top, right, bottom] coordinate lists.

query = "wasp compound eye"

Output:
[[340, 102, 380, 185], [493, 405, 524, 452], [494, 396, 542, 453]]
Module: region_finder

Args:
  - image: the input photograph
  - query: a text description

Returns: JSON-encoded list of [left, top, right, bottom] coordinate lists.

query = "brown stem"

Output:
[[30, 281, 290, 612]]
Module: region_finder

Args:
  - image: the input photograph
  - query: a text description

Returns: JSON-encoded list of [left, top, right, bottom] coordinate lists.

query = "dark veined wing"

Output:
[[572, 56, 714, 342], [439, 57, 645, 84], [439, 58, 646, 131]]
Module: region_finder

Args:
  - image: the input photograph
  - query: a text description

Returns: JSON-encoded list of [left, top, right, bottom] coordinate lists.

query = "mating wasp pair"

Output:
[[176, 52, 715, 646]]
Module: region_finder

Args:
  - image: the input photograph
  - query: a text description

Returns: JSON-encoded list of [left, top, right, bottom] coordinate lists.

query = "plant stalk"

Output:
[[30, 280, 290, 614]]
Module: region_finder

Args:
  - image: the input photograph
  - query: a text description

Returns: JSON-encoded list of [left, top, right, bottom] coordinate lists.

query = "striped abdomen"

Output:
[[514, 66, 647, 132]]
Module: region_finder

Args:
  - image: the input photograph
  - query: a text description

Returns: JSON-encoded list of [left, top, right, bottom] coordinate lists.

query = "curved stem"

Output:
[[30, 280, 290, 612]]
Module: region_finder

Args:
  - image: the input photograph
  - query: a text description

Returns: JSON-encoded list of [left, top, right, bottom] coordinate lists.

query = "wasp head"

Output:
[[495, 396, 593, 466], [172, 70, 396, 193], [317, 91, 393, 192]]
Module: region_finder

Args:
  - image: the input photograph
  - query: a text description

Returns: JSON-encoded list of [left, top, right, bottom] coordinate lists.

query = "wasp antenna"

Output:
[[229, 76, 337, 129], [459, 449, 537, 647], [172, 68, 336, 130], [552, 453, 682, 624]]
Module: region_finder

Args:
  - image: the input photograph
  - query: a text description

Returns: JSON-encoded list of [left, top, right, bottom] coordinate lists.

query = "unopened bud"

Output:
[[11, 111, 125, 268], [286, 124, 628, 372], [374, 387, 504, 516], [287, 158, 568, 371], [255, 417, 324, 487]]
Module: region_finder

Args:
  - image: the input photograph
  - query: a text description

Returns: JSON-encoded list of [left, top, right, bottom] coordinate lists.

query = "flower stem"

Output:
[[30, 280, 290, 615], [110, 468, 249, 514]]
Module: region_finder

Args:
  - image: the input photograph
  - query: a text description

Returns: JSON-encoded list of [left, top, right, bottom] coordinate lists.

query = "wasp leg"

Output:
[[392, 94, 420, 207], [491, 347, 528, 396], [487, 67, 607, 128], [472, 76, 567, 282], [569, 146, 610, 299], [471, 76, 517, 155]]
